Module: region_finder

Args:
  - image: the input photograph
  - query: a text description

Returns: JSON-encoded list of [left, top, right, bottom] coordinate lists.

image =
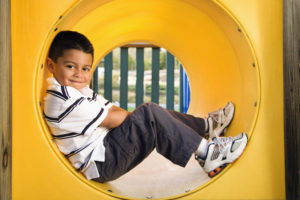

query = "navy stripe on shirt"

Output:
[[52, 132, 81, 139], [44, 97, 85, 123], [82, 108, 104, 134], [87, 92, 98, 102], [92, 92, 97, 100], [46, 90, 68, 101], [76, 149, 94, 172], [61, 86, 70, 99], [51, 108, 104, 139], [65, 142, 92, 158]]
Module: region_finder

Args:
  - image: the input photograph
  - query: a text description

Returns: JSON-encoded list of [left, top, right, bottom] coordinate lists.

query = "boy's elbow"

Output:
[[100, 106, 130, 129]]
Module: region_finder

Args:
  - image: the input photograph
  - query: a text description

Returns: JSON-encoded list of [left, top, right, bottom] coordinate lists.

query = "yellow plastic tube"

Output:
[[12, 0, 284, 199]]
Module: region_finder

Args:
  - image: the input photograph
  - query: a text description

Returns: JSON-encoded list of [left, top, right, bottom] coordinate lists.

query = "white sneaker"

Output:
[[207, 102, 235, 138], [195, 133, 248, 178]]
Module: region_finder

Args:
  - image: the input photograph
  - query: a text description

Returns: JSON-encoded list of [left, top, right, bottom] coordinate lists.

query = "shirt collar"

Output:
[[47, 77, 60, 86]]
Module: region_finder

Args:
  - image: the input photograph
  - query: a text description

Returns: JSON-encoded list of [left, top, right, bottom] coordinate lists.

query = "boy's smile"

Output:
[[47, 49, 93, 90]]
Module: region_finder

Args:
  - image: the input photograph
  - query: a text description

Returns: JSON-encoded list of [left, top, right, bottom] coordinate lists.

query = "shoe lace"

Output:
[[209, 108, 224, 126], [213, 134, 233, 152]]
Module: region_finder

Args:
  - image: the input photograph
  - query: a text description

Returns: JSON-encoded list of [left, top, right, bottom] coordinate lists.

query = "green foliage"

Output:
[[128, 55, 136, 70], [160, 51, 166, 70], [144, 84, 179, 96], [112, 74, 120, 90], [113, 57, 120, 69], [145, 59, 151, 70]]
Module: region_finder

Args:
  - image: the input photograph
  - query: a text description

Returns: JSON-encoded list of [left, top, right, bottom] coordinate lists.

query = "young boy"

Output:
[[43, 31, 248, 182]]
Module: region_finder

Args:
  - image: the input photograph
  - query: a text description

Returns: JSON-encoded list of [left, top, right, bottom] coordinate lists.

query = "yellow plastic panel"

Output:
[[12, 0, 284, 199]]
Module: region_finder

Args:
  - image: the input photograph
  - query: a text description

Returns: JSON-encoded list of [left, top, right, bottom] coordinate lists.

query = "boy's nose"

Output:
[[74, 69, 82, 78]]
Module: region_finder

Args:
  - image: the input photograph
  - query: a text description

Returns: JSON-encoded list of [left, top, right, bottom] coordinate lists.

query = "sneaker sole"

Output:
[[208, 164, 228, 178]]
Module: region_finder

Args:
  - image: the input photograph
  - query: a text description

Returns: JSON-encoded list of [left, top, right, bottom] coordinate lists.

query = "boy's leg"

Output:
[[93, 103, 203, 183], [169, 102, 235, 138], [167, 110, 207, 137]]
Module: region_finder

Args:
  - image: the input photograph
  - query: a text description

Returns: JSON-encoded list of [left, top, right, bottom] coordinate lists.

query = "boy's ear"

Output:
[[46, 57, 55, 73]]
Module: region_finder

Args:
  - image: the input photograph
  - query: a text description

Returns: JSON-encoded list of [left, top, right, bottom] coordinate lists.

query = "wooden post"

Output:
[[104, 52, 113, 101], [136, 48, 144, 107], [0, 0, 12, 200], [151, 48, 160, 104], [92, 65, 99, 93], [120, 47, 129, 110], [283, 0, 300, 199], [166, 52, 174, 110]]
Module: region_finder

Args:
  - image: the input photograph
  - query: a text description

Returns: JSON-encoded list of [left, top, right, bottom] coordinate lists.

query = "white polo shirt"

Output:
[[43, 77, 113, 180]]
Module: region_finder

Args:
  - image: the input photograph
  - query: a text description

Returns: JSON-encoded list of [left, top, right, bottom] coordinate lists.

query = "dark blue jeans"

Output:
[[93, 103, 206, 182]]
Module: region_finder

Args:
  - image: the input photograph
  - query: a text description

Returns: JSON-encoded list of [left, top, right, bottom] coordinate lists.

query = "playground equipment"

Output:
[[11, 0, 284, 199]]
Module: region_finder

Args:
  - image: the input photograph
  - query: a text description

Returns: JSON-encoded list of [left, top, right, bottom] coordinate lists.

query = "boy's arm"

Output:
[[100, 105, 131, 129]]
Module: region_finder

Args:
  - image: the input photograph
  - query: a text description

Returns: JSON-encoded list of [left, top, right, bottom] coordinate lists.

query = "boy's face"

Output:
[[47, 49, 93, 90]]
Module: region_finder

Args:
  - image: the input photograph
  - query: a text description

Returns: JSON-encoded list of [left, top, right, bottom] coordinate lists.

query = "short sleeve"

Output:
[[44, 86, 111, 136]]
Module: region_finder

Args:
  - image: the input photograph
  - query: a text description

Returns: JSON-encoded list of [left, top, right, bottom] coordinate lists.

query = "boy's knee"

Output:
[[141, 102, 159, 110], [134, 103, 161, 116]]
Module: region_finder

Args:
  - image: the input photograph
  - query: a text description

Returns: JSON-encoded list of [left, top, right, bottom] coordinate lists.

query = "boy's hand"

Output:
[[100, 105, 131, 129]]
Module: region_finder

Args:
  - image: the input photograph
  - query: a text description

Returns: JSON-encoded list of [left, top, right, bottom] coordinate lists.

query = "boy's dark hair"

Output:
[[48, 31, 94, 62]]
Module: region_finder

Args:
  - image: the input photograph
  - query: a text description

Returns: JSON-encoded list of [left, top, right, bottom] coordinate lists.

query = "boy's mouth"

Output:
[[70, 80, 83, 84]]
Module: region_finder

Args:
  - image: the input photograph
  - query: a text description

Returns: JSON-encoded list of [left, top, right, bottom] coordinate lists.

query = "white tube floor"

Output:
[[107, 150, 210, 199]]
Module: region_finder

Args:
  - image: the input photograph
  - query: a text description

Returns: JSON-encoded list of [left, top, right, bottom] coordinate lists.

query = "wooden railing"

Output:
[[92, 45, 190, 113]]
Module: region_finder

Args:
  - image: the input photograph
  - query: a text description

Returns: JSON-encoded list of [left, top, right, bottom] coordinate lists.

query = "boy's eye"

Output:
[[66, 65, 74, 69], [83, 67, 90, 72]]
